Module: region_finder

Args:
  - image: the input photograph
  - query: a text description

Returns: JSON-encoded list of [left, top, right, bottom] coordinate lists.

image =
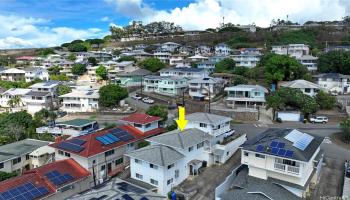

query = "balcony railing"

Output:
[[274, 163, 300, 175], [274, 163, 286, 171], [287, 165, 300, 174]]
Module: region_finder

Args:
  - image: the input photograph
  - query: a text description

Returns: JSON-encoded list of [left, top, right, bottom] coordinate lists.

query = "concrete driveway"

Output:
[[174, 150, 241, 200]]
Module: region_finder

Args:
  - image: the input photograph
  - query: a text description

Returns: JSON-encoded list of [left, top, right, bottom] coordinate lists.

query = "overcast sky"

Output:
[[0, 0, 349, 49]]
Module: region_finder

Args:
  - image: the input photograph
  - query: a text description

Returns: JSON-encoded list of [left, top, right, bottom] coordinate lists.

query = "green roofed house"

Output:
[[36, 119, 99, 137], [0, 139, 53, 174], [113, 68, 151, 87]]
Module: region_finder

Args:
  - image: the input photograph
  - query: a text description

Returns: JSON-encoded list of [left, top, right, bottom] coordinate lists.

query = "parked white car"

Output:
[[131, 94, 142, 100], [142, 97, 154, 104], [309, 116, 328, 123]]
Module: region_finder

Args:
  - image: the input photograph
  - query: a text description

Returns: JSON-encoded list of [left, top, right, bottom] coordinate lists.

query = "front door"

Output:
[[189, 165, 193, 175]]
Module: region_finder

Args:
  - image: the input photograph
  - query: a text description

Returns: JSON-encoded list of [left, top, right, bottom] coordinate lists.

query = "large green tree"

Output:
[[263, 54, 309, 84], [214, 58, 235, 73], [57, 85, 72, 96], [118, 56, 137, 62], [67, 43, 88, 52], [146, 105, 168, 121], [340, 118, 350, 142], [71, 63, 87, 76], [266, 87, 319, 117], [88, 57, 98, 66], [139, 58, 166, 72], [99, 84, 128, 108], [96, 65, 108, 80], [315, 90, 336, 110], [317, 50, 350, 74]]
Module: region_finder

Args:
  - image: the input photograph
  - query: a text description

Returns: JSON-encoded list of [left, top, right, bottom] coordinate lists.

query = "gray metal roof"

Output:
[[0, 139, 50, 162], [117, 68, 151, 76], [25, 91, 51, 97], [281, 79, 321, 89], [241, 128, 323, 162], [147, 128, 212, 150], [186, 112, 231, 125], [219, 166, 301, 200], [126, 145, 185, 167]]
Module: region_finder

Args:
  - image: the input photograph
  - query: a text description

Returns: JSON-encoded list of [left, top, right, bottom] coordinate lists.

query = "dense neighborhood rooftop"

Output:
[[0, 139, 49, 162]]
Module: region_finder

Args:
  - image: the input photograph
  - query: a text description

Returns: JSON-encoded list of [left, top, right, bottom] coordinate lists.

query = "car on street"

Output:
[[142, 97, 154, 104], [309, 116, 328, 124], [131, 94, 142, 100]]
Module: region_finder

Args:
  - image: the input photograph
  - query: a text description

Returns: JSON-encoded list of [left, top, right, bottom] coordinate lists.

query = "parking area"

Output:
[[174, 150, 241, 200], [312, 156, 345, 199]]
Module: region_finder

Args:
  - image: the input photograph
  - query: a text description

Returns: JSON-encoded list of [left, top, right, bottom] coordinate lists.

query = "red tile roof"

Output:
[[50, 125, 165, 158], [0, 159, 90, 198], [120, 113, 162, 124]]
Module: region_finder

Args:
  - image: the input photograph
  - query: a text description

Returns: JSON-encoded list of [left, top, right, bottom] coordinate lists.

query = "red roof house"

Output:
[[0, 159, 91, 200]]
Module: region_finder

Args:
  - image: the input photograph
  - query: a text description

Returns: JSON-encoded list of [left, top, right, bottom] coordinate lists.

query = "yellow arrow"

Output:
[[176, 106, 188, 131]]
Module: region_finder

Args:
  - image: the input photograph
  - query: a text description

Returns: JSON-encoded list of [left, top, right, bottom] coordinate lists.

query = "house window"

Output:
[[26, 154, 30, 160], [167, 178, 173, 185], [150, 179, 158, 186], [136, 173, 143, 180], [199, 123, 207, 127], [134, 123, 142, 128], [12, 157, 21, 165], [175, 170, 179, 178], [150, 164, 158, 169], [197, 142, 204, 149], [115, 157, 123, 166], [135, 159, 142, 164], [0, 162, 3, 169], [58, 150, 64, 155], [188, 146, 193, 152], [60, 184, 74, 192], [167, 163, 174, 169], [305, 88, 311, 93], [101, 165, 105, 171], [145, 123, 151, 128], [65, 152, 70, 157], [105, 149, 115, 157], [244, 152, 249, 157], [255, 153, 265, 159]]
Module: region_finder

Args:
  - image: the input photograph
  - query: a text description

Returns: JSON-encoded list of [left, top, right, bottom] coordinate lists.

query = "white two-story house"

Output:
[[126, 128, 212, 196], [24, 67, 49, 82], [296, 55, 318, 71], [59, 90, 99, 113], [0, 68, 25, 82], [230, 52, 261, 68], [188, 77, 225, 100], [143, 75, 187, 96], [240, 128, 323, 198], [23, 91, 53, 114], [224, 85, 268, 109], [271, 44, 310, 58], [160, 68, 209, 79], [314, 73, 350, 94], [215, 43, 232, 56], [161, 42, 181, 52]]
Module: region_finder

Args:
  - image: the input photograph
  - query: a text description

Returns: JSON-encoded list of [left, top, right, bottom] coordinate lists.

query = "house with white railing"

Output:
[[188, 77, 225, 100], [239, 128, 324, 199], [224, 84, 268, 109]]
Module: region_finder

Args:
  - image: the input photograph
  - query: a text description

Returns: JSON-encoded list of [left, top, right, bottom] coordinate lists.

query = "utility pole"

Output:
[[208, 88, 211, 113], [182, 90, 185, 107], [140, 75, 143, 95]]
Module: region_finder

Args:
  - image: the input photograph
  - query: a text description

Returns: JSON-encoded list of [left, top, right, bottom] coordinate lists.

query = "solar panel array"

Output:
[[45, 170, 74, 186], [255, 141, 294, 158], [117, 182, 146, 194], [0, 182, 49, 200], [69, 138, 86, 146], [284, 129, 314, 151], [96, 128, 135, 145], [57, 142, 84, 153]]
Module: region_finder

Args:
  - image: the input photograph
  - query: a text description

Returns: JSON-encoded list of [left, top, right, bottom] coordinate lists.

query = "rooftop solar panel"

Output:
[[69, 139, 86, 146], [86, 91, 94, 95], [271, 147, 279, 154], [270, 141, 278, 148], [0, 182, 50, 200], [122, 194, 134, 200], [96, 136, 110, 145], [277, 142, 285, 149], [293, 134, 314, 151], [256, 145, 264, 152], [45, 171, 74, 187], [58, 142, 84, 153], [105, 133, 120, 142], [140, 197, 149, 200], [277, 148, 286, 156], [285, 150, 294, 158], [118, 134, 135, 142]]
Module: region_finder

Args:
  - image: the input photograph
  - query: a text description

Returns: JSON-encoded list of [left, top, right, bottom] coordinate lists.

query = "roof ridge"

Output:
[[159, 145, 165, 166], [177, 132, 185, 149]]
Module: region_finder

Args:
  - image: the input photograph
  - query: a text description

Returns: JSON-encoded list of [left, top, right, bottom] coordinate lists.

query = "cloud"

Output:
[[0, 15, 107, 49], [100, 16, 110, 22], [107, 0, 349, 29]]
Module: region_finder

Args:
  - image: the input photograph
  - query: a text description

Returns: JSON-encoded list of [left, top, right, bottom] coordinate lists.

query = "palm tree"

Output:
[[7, 96, 22, 108]]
